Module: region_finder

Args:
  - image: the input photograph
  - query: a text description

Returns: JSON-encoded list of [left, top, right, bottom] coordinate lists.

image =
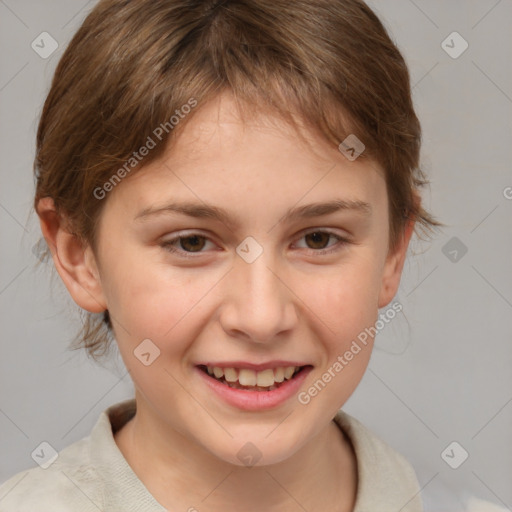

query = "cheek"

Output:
[[105, 271, 205, 392], [104, 258, 219, 349], [298, 261, 382, 410], [307, 258, 383, 340]]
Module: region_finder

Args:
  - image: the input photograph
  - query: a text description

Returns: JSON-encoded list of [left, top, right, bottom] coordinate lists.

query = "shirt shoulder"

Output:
[[0, 436, 101, 512], [0, 398, 165, 512], [333, 410, 424, 512]]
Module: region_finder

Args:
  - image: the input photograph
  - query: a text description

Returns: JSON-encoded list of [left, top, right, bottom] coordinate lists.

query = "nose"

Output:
[[218, 249, 298, 344]]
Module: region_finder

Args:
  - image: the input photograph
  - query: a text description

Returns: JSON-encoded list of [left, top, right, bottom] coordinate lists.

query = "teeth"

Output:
[[206, 365, 301, 388], [273, 367, 284, 383], [223, 368, 238, 383], [256, 369, 275, 387], [239, 369, 257, 386], [284, 367, 295, 379]]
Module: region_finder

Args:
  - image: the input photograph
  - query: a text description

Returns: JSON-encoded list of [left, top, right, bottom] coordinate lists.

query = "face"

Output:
[[77, 92, 409, 466]]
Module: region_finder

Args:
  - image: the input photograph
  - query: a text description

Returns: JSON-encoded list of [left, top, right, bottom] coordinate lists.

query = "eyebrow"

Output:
[[134, 198, 372, 229]]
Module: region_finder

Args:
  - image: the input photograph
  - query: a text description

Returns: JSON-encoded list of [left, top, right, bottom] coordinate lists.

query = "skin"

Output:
[[37, 91, 415, 512]]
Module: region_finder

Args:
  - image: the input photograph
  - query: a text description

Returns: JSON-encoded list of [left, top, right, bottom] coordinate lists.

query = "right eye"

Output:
[[160, 232, 217, 258]]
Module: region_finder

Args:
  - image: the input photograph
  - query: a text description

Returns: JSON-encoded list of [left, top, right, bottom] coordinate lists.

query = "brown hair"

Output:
[[34, 0, 439, 362]]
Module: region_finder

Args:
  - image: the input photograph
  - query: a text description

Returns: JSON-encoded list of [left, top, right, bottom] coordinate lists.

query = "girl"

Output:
[[0, 0, 439, 510]]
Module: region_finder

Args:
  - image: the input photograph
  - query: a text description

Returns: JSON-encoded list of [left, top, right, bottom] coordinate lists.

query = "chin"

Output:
[[204, 431, 304, 469]]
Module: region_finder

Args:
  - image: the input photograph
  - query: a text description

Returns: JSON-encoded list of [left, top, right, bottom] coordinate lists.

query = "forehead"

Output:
[[104, 92, 388, 228], [167, 93, 345, 167]]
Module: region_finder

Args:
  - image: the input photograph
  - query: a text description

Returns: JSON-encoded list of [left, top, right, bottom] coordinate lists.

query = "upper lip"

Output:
[[197, 361, 312, 371]]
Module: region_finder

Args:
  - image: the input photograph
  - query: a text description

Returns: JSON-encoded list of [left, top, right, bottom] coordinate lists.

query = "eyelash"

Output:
[[159, 229, 351, 259]]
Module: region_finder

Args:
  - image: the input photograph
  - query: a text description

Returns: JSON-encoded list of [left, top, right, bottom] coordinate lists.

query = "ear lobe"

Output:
[[377, 217, 415, 309], [37, 197, 107, 313]]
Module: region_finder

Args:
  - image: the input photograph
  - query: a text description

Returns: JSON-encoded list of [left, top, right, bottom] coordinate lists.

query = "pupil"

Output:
[[307, 232, 328, 249], [181, 235, 205, 252]]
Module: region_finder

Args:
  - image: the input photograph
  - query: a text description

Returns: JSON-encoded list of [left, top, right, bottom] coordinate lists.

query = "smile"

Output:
[[195, 364, 314, 410], [198, 365, 305, 391]]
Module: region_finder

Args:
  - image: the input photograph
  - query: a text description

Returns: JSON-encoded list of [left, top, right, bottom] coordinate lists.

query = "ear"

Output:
[[36, 197, 107, 313], [377, 214, 416, 309]]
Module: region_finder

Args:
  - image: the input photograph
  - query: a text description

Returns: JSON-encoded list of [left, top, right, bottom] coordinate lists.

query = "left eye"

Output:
[[160, 230, 350, 258], [294, 230, 349, 253]]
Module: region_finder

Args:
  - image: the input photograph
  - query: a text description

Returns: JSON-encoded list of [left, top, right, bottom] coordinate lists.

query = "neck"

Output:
[[114, 400, 357, 512]]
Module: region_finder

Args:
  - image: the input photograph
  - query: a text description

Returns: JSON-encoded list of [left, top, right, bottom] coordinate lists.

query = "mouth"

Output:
[[196, 364, 312, 392]]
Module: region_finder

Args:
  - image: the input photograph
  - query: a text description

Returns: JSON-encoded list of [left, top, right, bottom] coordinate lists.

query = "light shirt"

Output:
[[0, 398, 423, 511]]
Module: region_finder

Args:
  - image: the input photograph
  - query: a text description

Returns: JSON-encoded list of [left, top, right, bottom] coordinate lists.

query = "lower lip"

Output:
[[195, 366, 313, 411]]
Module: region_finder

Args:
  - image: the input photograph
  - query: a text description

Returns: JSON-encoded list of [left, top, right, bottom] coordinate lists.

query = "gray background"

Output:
[[1, 1, 511, 510]]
